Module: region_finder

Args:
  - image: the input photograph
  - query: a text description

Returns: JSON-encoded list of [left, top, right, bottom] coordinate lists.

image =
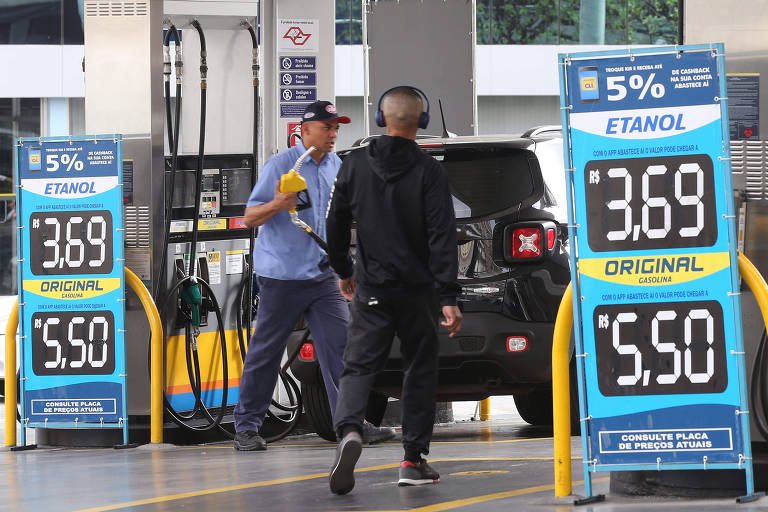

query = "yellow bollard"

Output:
[[552, 283, 573, 498], [4, 298, 18, 447], [4, 272, 163, 445], [480, 398, 491, 421], [739, 253, 768, 333], [124, 268, 164, 444]]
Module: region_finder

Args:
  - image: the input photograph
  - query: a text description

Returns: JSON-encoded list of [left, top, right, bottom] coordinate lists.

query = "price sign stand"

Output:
[[559, 44, 762, 503], [14, 135, 128, 447]]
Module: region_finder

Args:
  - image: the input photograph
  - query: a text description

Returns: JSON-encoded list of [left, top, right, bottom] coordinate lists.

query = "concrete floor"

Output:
[[0, 399, 765, 511]]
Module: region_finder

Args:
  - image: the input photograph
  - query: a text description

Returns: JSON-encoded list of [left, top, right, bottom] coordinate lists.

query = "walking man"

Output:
[[325, 86, 462, 493]]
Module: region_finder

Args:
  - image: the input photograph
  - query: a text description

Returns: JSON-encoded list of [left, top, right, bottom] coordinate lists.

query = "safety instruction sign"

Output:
[[15, 135, 127, 431], [559, 44, 753, 484]]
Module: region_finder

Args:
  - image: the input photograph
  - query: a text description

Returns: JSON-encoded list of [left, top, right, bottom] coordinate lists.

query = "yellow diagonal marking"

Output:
[[73, 456, 577, 512], [178, 436, 555, 450], [325, 478, 609, 512]]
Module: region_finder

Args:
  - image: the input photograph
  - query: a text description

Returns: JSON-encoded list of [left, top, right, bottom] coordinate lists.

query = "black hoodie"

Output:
[[326, 135, 459, 306]]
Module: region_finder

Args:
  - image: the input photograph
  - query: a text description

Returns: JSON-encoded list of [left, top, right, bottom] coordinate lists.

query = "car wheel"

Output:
[[303, 381, 336, 442], [514, 359, 580, 433], [514, 387, 554, 426]]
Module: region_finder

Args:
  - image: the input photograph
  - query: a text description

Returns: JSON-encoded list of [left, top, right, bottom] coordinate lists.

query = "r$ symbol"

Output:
[[34, 318, 42, 329], [589, 170, 600, 184], [598, 314, 609, 329], [32, 218, 40, 229]]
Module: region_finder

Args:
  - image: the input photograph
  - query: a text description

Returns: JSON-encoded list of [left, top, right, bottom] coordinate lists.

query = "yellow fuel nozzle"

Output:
[[280, 145, 316, 213]]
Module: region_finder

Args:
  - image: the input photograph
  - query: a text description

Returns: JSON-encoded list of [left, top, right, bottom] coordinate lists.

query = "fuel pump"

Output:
[[159, 19, 302, 441], [79, 0, 336, 445]]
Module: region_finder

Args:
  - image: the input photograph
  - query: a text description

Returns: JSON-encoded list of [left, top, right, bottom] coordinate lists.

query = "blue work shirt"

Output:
[[247, 142, 342, 280]]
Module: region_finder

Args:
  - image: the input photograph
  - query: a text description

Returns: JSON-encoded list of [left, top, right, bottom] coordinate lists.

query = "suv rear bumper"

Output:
[[377, 312, 555, 400], [290, 311, 558, 402]]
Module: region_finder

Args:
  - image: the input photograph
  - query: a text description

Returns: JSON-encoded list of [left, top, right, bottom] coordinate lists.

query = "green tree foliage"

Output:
[[475, 0, 677, 45]]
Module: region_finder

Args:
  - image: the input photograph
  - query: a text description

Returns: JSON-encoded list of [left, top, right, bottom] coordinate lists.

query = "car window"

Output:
[[532, 138, 568, 222], [442, 145, 543, 220]]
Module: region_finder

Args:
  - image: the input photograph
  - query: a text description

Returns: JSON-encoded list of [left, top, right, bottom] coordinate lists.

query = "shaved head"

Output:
[[381, 87, 424, 131]]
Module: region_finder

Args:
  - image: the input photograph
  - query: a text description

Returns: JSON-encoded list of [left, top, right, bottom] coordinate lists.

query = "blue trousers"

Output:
[[234, 270, 349, 433]]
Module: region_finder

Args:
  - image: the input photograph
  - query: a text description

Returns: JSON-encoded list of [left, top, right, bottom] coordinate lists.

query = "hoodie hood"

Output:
[[366, 135, 420, 183]]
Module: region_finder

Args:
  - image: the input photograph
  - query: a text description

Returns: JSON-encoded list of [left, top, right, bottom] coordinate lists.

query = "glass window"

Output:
[[477, 0, 558, 44], [62, 0, 84, 44], [476, 0, 678, 45], [628, 0, 678, 45], [557, 0, 580, 44], [336, 0, 362, 45], [336, 0, 351, 44], [0, 0, 62, 44], [0, 100, 12, 193], [0, 193, 15, 295], [0, 98, 38, 295], [605, 0, 628, 44]]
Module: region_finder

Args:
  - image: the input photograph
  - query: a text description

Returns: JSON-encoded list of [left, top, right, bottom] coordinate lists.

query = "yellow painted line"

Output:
[[432, 436, 553, 444], [72, 457, 581, 512], [178, 436, 555, 450], [326, 478, 610, 512]]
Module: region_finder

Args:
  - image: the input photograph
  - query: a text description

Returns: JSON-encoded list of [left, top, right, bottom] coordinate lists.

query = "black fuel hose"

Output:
[[160, 275, 231, 434], [750, 329, 768, 440], [243, 20, 259, 351], [157, 24, 182, 302], [156, 20, 233, 437], [187, 19, 207, 280]]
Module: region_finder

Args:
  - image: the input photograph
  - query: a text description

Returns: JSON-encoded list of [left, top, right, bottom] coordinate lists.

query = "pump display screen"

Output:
[[594, 301, 727, 396], [29, 211, 114, 275], [31, 311, 115, 375], [222, 168, 252, 206], [584, 154, 717, 252]]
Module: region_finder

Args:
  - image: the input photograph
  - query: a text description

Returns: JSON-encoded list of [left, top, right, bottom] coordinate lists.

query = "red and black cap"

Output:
[[301, 101, 351, 124]]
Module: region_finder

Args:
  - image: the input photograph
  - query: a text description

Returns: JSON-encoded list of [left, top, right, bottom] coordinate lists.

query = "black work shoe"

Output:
[[234, 430, 267, 451], [362, 421, 396, 444], [397, 459, 440, 486], [329, 431, 362, 495]]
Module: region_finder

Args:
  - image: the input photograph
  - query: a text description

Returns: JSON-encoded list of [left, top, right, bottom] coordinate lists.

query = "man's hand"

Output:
[[339, 276, 356, 301], [272, 181, 298, 211], [441, 305, 462, 338]]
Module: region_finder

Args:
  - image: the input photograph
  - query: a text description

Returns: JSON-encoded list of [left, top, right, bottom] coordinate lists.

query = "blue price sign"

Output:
[[559, 45, 755, 491], [15, 135, 127, 431]]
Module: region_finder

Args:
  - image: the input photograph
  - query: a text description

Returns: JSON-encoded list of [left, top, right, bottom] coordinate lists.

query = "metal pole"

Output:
[[552, 283, 573, 497], [4, 297, 18, 447], [125, 268, 164, 444], [579, 0, 605, 44]]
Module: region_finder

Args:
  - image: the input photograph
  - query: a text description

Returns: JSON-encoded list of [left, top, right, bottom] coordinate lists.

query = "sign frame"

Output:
[[14, 134, 128, 446], [558, 44, 757, 501]]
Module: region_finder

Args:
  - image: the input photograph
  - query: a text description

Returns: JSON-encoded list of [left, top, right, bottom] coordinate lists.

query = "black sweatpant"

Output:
[[333, 288, 439, 456]]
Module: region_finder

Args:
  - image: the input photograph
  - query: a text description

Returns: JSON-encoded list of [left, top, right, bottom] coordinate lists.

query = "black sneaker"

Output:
[[234, 430, 266, 451], [397, 459, 440, 486], [362, 421, 396, 444], [329, 431, 362, 495]]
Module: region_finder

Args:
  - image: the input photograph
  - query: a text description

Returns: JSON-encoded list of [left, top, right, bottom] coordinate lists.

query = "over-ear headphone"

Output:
[[375, 85, 430, 129]]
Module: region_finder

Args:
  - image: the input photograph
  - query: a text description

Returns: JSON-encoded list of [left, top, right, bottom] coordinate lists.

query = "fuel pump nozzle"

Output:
[[280, 145, 328, 251]]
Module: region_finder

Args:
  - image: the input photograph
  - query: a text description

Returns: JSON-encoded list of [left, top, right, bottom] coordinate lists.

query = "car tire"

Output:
[[514, 358, 580, 433], [303, 380, 336, 442]]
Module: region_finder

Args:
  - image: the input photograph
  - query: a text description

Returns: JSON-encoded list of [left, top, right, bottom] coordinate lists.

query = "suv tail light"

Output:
[[299, 342, 315, 361], [511, 227, 542, 259], [507, 336, 528, 352], [501, 221, 557, 263]]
